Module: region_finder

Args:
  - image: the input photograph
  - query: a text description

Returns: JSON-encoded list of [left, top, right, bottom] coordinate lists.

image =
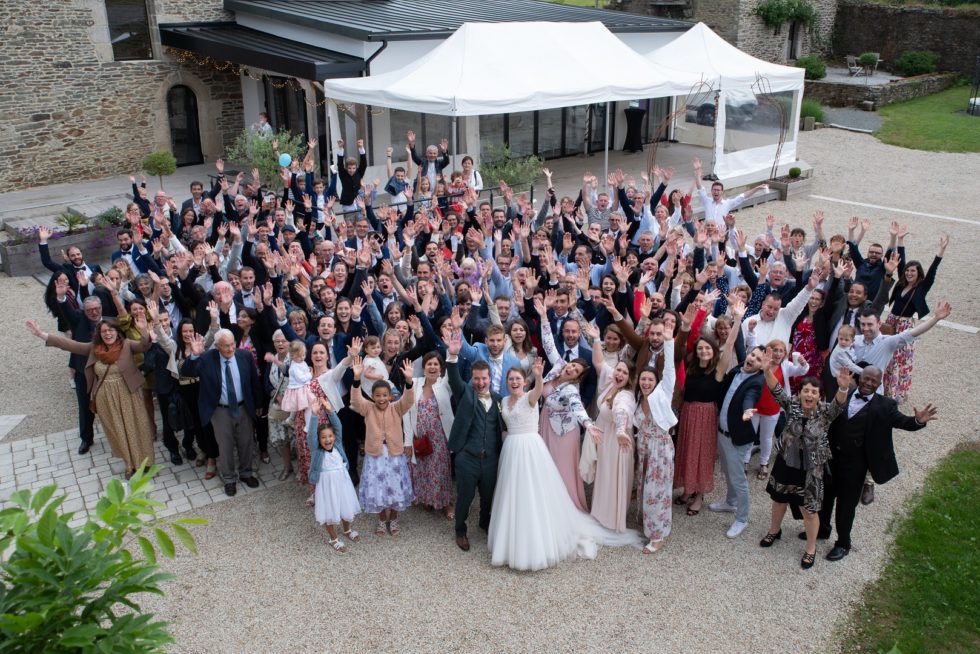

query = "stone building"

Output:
[[620, 0, 837, 63], [0, 0, 243, 190], [1, 0, 694, 191]]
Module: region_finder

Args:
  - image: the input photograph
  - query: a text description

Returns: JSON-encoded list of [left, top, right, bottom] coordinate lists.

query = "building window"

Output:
[[104, 0, 153, 61], [263, 76, 308, 138]]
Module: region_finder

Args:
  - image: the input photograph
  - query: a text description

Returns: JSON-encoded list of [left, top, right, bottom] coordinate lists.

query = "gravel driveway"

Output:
[[3, 128, 978, 653]]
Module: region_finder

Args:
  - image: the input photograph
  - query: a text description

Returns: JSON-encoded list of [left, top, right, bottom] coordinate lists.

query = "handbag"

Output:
[[266, 360, 291, 423], [413, 433, 434, 458], [167, 393, 187, 432]]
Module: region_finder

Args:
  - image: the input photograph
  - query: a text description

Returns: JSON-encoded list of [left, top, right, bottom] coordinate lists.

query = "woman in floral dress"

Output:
[[633, 336, 678, 554], [883, 235, 947, 403], [404, 352, 455, 518]]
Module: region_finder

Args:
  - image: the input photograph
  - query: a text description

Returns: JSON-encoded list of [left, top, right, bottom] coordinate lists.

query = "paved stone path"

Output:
[[0, 417, 291, 527]]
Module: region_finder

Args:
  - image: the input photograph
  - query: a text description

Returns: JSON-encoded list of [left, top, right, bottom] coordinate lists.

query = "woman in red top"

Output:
[[745, 339, 809, 479]]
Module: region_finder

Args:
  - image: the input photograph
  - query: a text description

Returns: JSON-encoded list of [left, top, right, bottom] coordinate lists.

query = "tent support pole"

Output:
[[451, 116, 458, 173], [603, 101, 610, 186]]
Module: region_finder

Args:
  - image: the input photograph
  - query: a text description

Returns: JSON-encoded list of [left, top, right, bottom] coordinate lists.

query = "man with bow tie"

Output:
[[820, 366, 938, 562], [110, 228, 153, 275], [37, 226, 103, 294]]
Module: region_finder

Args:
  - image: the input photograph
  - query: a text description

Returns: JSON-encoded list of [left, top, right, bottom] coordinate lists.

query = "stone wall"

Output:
[[615, 0, 837, 62], [736, 0, 837, 62], [804, 72, 959, 107], [0, 0, 243, 190], [833, 1, 980, 76]]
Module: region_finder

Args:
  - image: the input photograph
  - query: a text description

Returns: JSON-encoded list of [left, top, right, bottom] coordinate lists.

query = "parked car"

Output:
[[686, 89, 759, 127]]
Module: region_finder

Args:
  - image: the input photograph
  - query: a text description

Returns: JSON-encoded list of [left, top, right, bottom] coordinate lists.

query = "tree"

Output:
[[0, 466, 205, 653], [141, 150, 177, 190], [225, 128, 307, 191]]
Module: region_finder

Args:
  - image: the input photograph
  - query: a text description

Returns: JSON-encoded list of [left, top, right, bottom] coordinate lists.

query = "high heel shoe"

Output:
[[759, 530, 782, 547], [801, 551, 816, 569]]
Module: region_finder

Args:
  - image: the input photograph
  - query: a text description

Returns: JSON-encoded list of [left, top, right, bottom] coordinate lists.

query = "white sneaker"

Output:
[[708, 500, 737, 513], [726, 520, 748, 539]]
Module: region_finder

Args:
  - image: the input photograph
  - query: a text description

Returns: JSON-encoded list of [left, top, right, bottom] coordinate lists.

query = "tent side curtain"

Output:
[[322, 21, 703, 116]]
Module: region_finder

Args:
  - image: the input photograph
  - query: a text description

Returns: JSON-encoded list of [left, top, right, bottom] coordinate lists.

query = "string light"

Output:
[[166, 47, 388, 114]]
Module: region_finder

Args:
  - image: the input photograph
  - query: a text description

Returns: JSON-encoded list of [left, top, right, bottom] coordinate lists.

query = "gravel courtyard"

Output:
[[1, 128, 978, 653]]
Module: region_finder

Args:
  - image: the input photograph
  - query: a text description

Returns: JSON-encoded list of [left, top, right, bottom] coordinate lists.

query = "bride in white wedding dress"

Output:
[[488, 359, 643, 571]]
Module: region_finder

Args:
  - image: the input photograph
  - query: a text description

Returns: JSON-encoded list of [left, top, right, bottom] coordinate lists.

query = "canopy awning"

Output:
[[159, 22, 366, 80], [639, 22, 804, 93], [323, 21, 701, 116]]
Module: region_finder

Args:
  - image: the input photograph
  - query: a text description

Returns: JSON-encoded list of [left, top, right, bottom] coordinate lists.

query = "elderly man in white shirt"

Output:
[[743, 268, 823, 345]]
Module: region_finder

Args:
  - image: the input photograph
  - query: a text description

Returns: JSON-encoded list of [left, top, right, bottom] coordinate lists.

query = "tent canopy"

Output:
[[323, 21, 700, 116], [640, 22, 803, 93]]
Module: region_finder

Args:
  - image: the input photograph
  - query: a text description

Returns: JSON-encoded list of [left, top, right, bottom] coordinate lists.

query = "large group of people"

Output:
[[29, 126, 948, 571]]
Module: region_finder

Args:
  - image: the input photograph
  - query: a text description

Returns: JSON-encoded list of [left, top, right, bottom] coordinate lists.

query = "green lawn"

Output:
[[838, 443, 980, 654], [876, 85, 980, 153]]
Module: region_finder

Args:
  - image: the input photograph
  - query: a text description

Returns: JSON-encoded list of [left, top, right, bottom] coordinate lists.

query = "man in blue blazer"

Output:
[[458, 324, 522, 398], [110, 228, 156, 275], [181, 328, 263, 496]]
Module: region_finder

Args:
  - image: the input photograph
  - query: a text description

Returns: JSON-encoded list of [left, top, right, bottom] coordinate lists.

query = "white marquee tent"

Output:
[[637, 22, 806, 179], [323, 20, 805, 182], [323, 21, 701, 116]]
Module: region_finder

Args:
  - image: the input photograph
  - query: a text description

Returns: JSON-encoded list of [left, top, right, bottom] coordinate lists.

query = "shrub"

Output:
[[479, 143, 543, 189], [0, 466, 205, 652], [54, 211, 87, 234], [788, 166, 802, 178], [858, 52, 880, 67], [225, 128, 307, 191], [753, 0, 817, 31], [92, 206, 127, 228], [795, 55, 827, 80], [894, 51, 940, 77], [142, 150, 177, 190], [800, 98, 826, 123]]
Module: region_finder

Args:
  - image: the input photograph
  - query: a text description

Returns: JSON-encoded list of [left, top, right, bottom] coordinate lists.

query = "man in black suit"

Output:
[[37, 226, 104, 294], [180, 180, 210, 218], [445, 331, 504, 552], [182, 328, 263, 496], [822, 366, 937, 561], [549, 319, 597, 408]]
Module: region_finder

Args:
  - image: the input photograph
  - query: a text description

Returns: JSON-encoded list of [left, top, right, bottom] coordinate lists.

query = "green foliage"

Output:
[[479, 143, 543, 189], [788, 166, 802, 178], [839, 445, 980, 654], [92, 206, 127, 228], [54, 212, 87, 235], [794, 55, 827, 80], [753, 0, 818, 29], [141, 150, 177, 190], [225, 128, 307, 191], [858, 52, 880, 67], [877, 86, 980, 153], [894, 51, 940, 76], [799, 98, 825, 123], [0, 465, 206, 653]]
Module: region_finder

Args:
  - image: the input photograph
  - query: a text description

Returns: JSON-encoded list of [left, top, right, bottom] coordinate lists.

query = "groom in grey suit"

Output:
[[446, 332, 504, 552]]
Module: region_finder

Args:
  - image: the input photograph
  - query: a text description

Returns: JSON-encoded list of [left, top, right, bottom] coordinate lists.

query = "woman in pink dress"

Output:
[[534, 299, 596, 513], [587, 323, 636, 533]]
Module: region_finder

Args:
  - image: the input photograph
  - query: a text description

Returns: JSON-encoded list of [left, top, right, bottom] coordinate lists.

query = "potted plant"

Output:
[[142, 150, 177, 190], [767, 165, 813, 201], [0, 214, 120, 277]]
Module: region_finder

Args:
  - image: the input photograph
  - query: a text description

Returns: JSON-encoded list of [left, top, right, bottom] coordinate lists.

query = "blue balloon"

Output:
[[278, 153, 292, 167]]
